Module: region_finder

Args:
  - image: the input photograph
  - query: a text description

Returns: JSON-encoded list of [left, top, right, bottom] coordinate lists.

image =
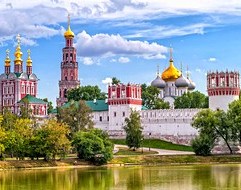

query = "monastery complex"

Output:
[[0, 17, 240, 145]]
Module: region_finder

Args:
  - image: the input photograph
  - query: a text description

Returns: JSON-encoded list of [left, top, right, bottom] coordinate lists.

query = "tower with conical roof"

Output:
[[57, 14, 80, 107]]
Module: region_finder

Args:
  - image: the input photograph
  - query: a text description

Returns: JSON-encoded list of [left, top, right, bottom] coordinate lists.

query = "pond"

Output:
[[0, 164, 241, 190]]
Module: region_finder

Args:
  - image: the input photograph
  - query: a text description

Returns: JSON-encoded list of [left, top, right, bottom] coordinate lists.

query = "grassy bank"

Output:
[[110, 154, 241, 165], [0, 158, 90, 170], [1, 154, 241, 170], [111, 139, 193, 152]]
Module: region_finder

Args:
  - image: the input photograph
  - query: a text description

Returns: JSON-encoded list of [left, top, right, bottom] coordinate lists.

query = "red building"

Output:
[[56, 15, 80, 107], [0, 34, 47, 117]]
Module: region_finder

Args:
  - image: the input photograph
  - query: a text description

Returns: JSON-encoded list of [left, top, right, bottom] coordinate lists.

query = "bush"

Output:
[[72, 129, 113, 165], [191, 135, 214, 156]]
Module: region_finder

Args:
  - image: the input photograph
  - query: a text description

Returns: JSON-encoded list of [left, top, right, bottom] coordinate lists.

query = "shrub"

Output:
[[72, 129, 113, 165], [191, 135, 214, 156]]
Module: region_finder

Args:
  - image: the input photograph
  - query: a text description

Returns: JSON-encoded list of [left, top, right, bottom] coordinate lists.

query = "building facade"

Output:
[[56, 16, 80, 107], [0, 35, 47, 117]]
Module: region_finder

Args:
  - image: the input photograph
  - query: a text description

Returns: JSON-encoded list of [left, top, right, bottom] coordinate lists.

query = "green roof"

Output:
[[62, 100, 108, 112], [14, 72, 22, 78], [19, 94, 47, 104], [142, 105, 148, 110], [85, 100, 108, 111]]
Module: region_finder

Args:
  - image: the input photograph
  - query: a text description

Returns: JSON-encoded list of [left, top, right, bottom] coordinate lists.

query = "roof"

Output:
[[62, 100, 108, 112], [85, 100, 108, 111], [19, 94, 47, 104]]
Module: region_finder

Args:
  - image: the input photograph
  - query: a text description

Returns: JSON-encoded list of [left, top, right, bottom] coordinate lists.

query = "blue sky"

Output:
[[1, 0, 241, 107]]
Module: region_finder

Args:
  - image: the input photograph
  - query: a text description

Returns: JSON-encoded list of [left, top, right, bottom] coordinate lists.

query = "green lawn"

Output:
[[115, 147, 157, 156], [111, 139, 193, 152]]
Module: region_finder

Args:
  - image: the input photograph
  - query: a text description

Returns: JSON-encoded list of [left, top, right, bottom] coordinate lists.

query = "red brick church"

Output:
[[0, 34, 47, 117]]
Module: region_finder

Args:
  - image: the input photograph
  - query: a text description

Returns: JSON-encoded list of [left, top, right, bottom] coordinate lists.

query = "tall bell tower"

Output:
[[57, 14, 80, 107]]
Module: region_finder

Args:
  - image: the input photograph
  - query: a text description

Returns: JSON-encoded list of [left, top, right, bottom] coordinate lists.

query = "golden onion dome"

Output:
[[161, 48, 181, 81], [64, 14, 74, 39], [14, 34, 23, 65], [5, 49, 11, 66], [26, 49, 32, 67]]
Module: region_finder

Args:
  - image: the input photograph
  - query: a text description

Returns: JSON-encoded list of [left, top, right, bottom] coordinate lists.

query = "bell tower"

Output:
[[57, 14, 80, 107]]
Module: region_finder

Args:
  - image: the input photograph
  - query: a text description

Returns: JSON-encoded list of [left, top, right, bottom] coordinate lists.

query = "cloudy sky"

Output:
[[1, 0, 241, 106]]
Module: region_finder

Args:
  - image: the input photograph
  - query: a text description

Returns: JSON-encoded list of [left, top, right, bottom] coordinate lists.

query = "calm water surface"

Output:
[[0, 164, 241, 190]]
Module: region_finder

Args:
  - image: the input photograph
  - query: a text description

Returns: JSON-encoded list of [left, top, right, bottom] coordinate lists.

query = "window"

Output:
[[114, 112, 117, 117], [122, 112, 125, 117], [107, 116, 109, 121], [64, 89, 67, 98], [99, 116, 102, 122], [65, 76, 68, 81]]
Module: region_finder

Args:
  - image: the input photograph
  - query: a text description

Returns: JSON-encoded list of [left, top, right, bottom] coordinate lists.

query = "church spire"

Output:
[[64, 14, 75, 39], [14, 34, 23, 73], [26, 49, 32, 75], [5, 49, 11, 75]]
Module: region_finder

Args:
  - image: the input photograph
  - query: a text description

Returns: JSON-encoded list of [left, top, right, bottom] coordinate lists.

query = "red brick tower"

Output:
[[57, 15, 80, 107]]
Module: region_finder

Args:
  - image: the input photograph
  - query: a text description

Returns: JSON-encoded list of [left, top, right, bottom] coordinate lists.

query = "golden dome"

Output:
[[5, 49, 11, 67], [64, 14, 74, 39], [26, 49, 32, 67], [14, 34, 23, 65], [161, 48, 181, 81]]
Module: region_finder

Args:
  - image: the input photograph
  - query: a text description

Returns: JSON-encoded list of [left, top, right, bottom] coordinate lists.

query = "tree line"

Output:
[[0, 102, 113, 165]]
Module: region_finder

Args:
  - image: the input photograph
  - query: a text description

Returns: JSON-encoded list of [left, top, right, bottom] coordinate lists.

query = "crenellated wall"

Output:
[[93, 108, 200, 145]]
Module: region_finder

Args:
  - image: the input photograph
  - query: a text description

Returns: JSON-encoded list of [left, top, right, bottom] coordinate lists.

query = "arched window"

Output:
[[64, 89, 67, 98]]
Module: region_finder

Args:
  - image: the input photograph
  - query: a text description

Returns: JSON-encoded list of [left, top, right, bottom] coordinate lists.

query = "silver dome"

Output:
[[188, 79, 196, 90], [175, 75, 189, 88], [151, 75, 166, 88]]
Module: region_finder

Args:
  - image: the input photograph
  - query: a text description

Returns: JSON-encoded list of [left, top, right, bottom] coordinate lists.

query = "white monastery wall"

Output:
[[93, 108, 200, 145]]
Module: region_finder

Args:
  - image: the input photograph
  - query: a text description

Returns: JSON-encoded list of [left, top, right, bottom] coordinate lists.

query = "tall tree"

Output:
[[227, 99, 241, 144], [141, 84, 169, 109], [174, 91, 208, 109], [67, 85, 106, 101], [123, 110, 143, 150], [192, 109, 233, 154], [42, 98, 53, 114], [58, 100, 94, 137], [34, 119, 70, 160]]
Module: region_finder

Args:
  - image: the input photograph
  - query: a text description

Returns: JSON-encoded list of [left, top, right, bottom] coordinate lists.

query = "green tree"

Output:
[[175, 91, 208, 109], [72, 129, 113, 165], [123, 110, 143, 150], [227, 99, 241, 144], [58, 100, 94, 138], [67, 85, 106, 101], [112, 77, 121, 85], [191, 133, 214, 156], [19, 99, 32, 119], [3, 118, 33, 159], [0, 128, 6, 159], [42, 98, 53, 114], [34, 119, 70, 160], [192, 109, 233, 154], [141, 84, 169, 109]]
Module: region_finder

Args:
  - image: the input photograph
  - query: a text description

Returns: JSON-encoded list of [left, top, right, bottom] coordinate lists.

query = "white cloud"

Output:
[[83, 57, 94, 65], [118, 57, 130, 63], [209, 57, 217, 62], [75, 31, 167, 59], [102, 77, 112, 85]]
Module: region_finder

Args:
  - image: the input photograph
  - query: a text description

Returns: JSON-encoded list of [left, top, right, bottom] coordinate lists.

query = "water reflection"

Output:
[[0, 164, 241, 190]]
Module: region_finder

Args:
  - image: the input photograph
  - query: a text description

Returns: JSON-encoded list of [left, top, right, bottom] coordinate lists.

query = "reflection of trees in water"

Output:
[[211, 165, 241, 189], [0, 168, 114, 190], [192, 164, 241, 190], [0, 165, 241, 189]]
